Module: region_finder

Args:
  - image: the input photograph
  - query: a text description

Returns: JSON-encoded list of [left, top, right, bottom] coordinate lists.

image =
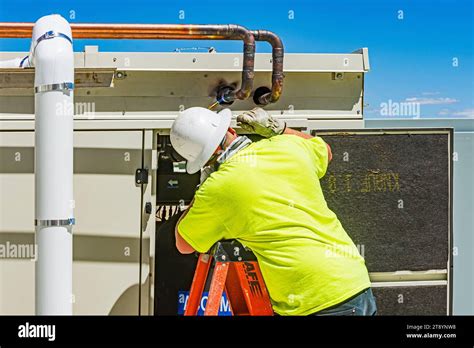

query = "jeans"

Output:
[[313, 288, 377, 316]]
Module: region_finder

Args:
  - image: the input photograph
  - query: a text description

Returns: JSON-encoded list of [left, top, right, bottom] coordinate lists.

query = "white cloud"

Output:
[[363, 107, 380, 114], [437, 108, 474, 118], [404, 97, 459, 105], [452, 108, 474, 118], [437, 108, 450, 116]]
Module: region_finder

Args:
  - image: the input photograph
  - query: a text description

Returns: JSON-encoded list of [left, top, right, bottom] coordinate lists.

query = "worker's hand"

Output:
[[237, 107, 286, 138]]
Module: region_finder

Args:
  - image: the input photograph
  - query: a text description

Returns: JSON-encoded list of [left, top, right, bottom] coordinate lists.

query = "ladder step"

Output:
[[185, 240, 274, 316]]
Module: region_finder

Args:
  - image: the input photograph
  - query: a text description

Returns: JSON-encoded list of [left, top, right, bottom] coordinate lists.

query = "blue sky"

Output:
[[0, 0, 472, 118]]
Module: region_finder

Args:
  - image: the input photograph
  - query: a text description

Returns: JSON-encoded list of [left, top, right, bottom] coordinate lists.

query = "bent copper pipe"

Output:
[[0, 22, 255, 102], [251, 30, 284, 105]]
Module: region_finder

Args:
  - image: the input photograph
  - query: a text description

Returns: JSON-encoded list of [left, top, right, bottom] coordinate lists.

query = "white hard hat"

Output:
[[170, 107, 232, 174]]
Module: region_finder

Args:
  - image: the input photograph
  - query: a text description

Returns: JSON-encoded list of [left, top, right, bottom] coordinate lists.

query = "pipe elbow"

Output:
[[254, 30, 283, 49], [251, 29, 284, 104], [225, 25, 255, 101], [229, 24, 255, 44], [31, 15, 74, 87]]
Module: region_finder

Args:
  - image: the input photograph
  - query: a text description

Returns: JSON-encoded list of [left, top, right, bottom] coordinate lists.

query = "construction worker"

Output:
[[170, 106, 377, 316]]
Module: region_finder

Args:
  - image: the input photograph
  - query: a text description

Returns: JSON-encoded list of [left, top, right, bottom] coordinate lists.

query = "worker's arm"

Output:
[[283, 127, 332, 162], [175, 200, 196, 254], [174, 182, 228, 254], [237, 108, 332, 161], [283, 127, 312, 139]]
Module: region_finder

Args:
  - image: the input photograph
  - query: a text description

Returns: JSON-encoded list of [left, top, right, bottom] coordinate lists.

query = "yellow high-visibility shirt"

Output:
[[178, 134, 371, 315]]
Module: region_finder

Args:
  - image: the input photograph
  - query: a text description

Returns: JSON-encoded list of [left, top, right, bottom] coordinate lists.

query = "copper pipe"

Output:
[[251, 30, 284, 105], [0, 22, 255, 101]]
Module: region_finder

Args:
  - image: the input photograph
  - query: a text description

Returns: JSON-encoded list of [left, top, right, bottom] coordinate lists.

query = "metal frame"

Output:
[[313, 127, 454, 314], [1, 49, 370, 126], [0, 49, 370, 72]]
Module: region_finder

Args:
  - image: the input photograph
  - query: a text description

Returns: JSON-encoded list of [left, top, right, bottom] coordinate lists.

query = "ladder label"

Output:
[[177, 291, 232, 316]]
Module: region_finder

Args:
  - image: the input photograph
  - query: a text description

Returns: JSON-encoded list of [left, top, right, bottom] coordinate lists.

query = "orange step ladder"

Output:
[[184, 240, 274, 316]]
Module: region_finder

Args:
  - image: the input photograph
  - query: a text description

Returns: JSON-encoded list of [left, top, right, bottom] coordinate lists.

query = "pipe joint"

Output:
[[31, 30, 73, 60], [251, 30, 285, 104]]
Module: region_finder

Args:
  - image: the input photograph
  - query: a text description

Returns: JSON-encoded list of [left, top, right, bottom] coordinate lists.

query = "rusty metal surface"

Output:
[[0, 68, 115, 89], [251, 30, 284, 104], [0, 23, 288, 105], [317, 131, 450, 272], [0, 22, 257, 102]]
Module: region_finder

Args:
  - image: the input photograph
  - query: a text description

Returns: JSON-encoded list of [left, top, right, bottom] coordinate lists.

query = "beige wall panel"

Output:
[[0, 260, 35, 314], [0, 130, 145, 314]]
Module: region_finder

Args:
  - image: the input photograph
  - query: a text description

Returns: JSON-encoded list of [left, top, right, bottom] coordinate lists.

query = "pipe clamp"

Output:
[[35, 218, 76, 227], [34, 82, 74, 93], [30, 30, 73, 64], [34, 30, 73, 47]]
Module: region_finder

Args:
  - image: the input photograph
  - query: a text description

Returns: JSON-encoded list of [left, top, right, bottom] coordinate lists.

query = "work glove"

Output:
[[237, 107, 286, 138]]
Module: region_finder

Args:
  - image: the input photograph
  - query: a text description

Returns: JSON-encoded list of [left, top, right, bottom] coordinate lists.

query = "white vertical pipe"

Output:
[[32, 15, 74, 315]]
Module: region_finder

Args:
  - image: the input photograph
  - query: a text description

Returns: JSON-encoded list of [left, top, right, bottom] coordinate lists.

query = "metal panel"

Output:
[[0, 72, 364, 117], [0, 115, 364, 132], [0, 130, 145, 314], [315, 130, 451, 272], [0, 132, 35, 314], [314, 129, 452, 314], [366, 119, 473, 314], [0, 50, 370, 72], [140, 130, 155, 315], [0, 68, 115, 89], [0, 50, 367, 118], [372, 284, 447, 315]]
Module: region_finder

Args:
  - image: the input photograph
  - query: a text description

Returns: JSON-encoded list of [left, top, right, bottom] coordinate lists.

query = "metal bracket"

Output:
[[135, 168, 149, 184], [144, 202, 152, 214], [212, 240, 257, 262]]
